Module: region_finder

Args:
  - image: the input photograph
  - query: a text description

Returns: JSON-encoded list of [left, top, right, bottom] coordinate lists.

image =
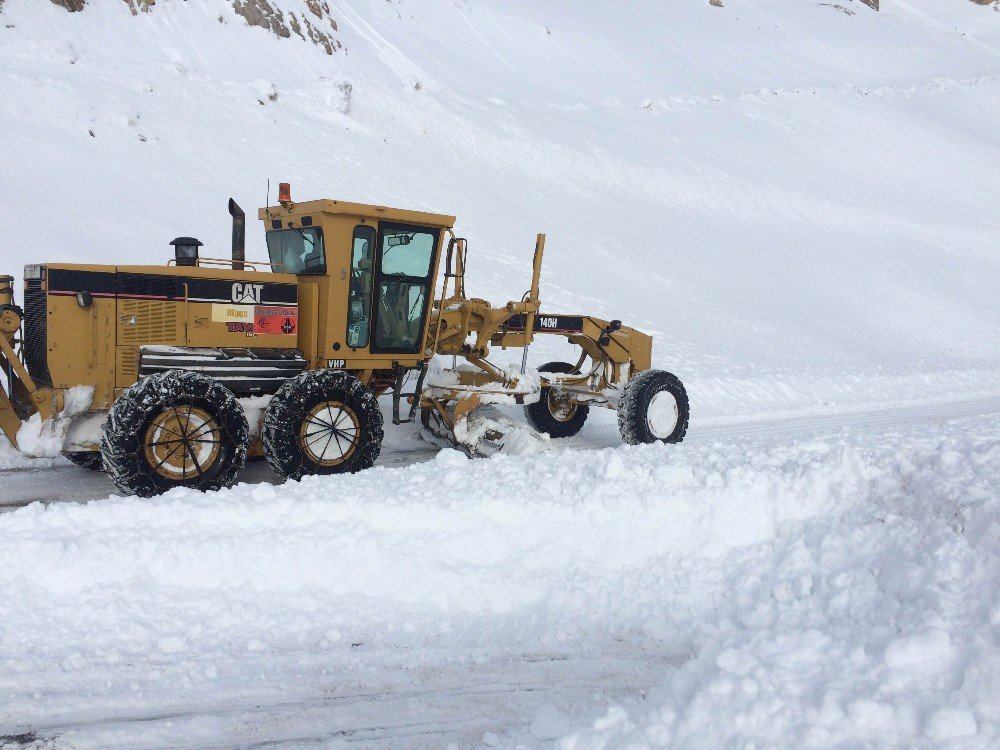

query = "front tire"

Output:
[[101, 371, 249, 497], [523, 361, 590, 438], [618, 369, 689, 445], [262, 370, 383, 481]]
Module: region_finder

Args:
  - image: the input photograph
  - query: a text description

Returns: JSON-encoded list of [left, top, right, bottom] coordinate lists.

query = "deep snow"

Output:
[[2, 402, 999, 748], [1, 0, 1000, 748]]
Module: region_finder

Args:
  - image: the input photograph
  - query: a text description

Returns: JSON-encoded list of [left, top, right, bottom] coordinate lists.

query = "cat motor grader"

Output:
[[0, 184, 689, 497]]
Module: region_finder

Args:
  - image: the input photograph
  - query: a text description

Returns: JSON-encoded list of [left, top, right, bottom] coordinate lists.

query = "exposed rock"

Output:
[[233, 0, 289, 39], [48, 0, 87, 11], [229, 0, 342, 53], [124, 0, 155, 14], [43, 0, 342, 55]]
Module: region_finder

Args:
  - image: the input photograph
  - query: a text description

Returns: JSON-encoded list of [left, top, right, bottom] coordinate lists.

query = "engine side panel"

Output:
[[38, 265, 301, 405]]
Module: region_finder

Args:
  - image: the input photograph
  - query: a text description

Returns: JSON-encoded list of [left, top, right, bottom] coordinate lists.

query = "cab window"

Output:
[[347, 226, 376, 348], [265, 227, 325, 275]]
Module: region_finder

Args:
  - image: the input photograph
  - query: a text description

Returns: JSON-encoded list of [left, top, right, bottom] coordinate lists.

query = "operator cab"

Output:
[[258, 188, 455, 359]]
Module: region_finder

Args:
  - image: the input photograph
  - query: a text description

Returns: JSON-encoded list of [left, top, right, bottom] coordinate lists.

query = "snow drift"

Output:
[[1, 414, 999, 747]]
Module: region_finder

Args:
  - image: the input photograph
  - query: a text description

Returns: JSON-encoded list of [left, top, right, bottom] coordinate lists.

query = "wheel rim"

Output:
[[300, 401, 360, 466], [143, 406, 221, 480], [546, 389, 578, 423], [646, 390, 679, 439]]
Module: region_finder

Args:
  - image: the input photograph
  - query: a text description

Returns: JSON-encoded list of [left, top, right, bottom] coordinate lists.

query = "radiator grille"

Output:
[[22, 276, 50, 387], [119, 346, 137, 379], [119, 299, 177, 344]]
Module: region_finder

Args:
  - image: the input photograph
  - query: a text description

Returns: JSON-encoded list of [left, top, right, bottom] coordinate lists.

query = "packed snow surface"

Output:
[[2, 409, 999, 748], [1, 0, 1000, 747]]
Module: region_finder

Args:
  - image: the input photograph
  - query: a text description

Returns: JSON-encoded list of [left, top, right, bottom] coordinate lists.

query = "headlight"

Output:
[[24, 264, 44, 280]]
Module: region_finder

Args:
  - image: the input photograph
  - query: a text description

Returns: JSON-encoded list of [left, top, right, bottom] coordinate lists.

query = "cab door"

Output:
[[368, 223, 440, 355]]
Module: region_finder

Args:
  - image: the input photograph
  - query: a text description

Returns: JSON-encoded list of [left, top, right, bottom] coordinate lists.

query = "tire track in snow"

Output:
[[6, 652, 674, 749]]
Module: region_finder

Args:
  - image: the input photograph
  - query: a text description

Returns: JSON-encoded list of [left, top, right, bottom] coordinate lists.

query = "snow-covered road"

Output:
[[3, 645, 677, 749], [4, 393, 998, 510]]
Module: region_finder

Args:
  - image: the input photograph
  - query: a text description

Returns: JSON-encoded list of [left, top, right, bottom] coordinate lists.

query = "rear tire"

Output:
[[523, 361, 589, 438], [262, 370, 383, 481], [618, 369, 689, 445], [101, 371, 249, 497], [63, 451, 103, 472]]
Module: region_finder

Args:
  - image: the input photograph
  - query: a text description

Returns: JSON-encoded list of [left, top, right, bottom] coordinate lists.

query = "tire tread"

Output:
[[100, 371, 248, 497], [618, 369, 689, 445], [262, 369, 383, 480]]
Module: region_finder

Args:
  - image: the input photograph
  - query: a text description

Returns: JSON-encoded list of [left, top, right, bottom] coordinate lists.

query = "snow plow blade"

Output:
[[419, 391, 550, 457]]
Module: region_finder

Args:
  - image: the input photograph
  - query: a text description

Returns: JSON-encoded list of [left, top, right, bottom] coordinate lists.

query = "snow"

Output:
[[2, 408, 999, 747], [239, 394, 272, 444], [13, 385, 93, 457], [1, 0, 1000, 746]]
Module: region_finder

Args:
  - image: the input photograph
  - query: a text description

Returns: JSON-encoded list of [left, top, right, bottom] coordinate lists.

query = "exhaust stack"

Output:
[[228, 198, 245, 271]]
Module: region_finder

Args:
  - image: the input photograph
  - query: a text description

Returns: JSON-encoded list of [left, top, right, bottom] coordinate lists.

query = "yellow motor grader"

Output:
[[0, 185, 688, 496]]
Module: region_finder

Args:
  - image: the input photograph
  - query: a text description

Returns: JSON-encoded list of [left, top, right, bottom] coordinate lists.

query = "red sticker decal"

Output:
[[254, 306, 298, 335]]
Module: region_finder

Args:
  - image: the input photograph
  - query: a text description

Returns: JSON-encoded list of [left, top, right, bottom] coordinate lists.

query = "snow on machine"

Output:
[[0, 185, 689, 496]]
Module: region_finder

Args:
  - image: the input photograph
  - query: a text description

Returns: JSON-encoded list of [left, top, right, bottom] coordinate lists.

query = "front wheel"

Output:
[[101, 371, 249, 497], [262, 370, 383, 481], [618, 369, 689, 445]]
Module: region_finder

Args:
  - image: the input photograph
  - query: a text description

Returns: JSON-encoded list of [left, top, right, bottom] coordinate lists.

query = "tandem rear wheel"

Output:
[[262, 369, 384, 481], [100, 370, 249, 498]]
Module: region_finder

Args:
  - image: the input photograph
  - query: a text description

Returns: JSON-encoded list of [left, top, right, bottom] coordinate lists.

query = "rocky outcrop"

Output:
[[232, 0, 341, 54], [48, 0, 87, 10], [42, 0, 342, 54]]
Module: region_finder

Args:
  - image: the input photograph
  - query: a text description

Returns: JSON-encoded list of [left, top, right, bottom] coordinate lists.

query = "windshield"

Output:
[[265, 227, 325, 275], [379, 229, 436, 277]]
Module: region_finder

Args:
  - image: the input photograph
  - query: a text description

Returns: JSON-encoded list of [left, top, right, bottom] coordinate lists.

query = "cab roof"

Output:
[[258, 199, 456, 229]]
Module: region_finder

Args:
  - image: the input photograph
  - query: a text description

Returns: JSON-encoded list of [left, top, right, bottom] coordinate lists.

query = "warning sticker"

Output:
[[254, 306, 298, 335]]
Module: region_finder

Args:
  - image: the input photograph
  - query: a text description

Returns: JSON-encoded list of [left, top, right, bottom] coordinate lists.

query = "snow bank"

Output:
[[555, 435, 1000, 749], [2, 416, 998, 746]]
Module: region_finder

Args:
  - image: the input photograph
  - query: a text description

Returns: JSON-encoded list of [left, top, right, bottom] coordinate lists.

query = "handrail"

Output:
[[166, 257, 290, 273]]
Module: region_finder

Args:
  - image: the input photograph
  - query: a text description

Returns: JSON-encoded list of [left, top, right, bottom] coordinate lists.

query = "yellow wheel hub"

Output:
[[143, 406, 221, 480], [547, 389, 578, 423], [299, 401, 360, 466]]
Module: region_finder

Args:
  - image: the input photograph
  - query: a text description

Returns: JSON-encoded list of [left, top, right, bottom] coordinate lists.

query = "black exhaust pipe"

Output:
[[228, 198, 245, 271]]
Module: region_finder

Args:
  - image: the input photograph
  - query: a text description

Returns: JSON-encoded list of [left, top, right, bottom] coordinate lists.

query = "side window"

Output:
[[346, 225, 376, 348]]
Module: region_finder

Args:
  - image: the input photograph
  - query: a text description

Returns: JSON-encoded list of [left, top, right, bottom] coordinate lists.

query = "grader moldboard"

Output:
[[0, 185, 689, 497]]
